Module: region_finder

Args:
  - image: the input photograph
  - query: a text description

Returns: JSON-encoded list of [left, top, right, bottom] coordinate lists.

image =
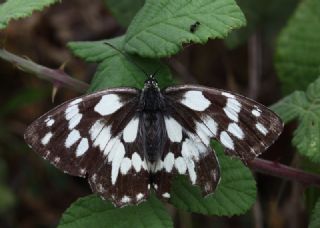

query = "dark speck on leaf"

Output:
[[190, 21, 200, 33]]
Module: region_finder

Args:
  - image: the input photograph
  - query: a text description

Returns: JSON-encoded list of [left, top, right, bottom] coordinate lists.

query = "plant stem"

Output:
[[0, 49, 89, 93], [248, 158, 320, 188]]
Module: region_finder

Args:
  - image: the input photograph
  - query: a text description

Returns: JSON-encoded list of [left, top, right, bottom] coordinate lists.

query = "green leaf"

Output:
[[68, 36, 174, 92], [309, 198, 320, 228], [104, 0, 145, 27], [59, 194, 173, 228], [0, 0, 59, 30], [124, 0, 246, 57], [271, 77, 320, 162], [275, 0, 320, 94], [171, 142, 256, 216]]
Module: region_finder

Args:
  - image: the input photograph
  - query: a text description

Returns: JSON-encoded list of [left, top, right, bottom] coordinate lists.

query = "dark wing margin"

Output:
[[163, 85, 283, 161], [24, 88, 149, 206]]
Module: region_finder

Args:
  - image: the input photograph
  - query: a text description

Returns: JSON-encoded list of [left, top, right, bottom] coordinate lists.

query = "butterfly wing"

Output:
[[25, 88, 150, 206], [163, 85, 283, 161]]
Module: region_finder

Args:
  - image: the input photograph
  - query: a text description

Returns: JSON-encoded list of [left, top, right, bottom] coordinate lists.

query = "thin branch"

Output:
[[0, 49, 89, 93], [248, 158, 320, 188]]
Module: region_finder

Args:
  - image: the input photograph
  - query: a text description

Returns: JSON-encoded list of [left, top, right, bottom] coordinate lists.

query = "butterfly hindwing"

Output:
[[164, 85, 283, 161], [152, 101, 221, 201]]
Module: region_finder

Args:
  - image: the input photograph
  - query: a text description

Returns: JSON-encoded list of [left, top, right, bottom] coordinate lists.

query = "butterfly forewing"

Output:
[[164, 85, 283, 161]]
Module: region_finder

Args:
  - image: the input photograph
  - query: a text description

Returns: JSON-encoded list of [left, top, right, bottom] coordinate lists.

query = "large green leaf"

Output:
[[272, 77, 320, 162], [59, 194, 173, 228], [275, 0, 320, 94], [124, 0, 246, 57], [68, 36, 174, 92], [104, 0, 145, 27], [0, 0, 59, 29], [309, 198, 320, 228], [171, 143, 256, 216]]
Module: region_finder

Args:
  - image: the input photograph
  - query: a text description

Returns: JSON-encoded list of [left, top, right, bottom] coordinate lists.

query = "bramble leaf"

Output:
[[59, 194, 173, 228], [171, 143, 256, 216], [275, 0, 320, 94], [124, 0, 246, 57], [0, 0, 59, 30], [272, 77, 320, 162], [309, 198, 320, 228], [68, 36, 174, 92]]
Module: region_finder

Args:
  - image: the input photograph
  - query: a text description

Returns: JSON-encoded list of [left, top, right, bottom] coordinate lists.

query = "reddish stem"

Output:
[[248, 158, 320, 188]]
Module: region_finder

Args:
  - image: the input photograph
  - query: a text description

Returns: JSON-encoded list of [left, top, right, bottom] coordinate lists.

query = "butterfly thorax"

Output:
[[138, 78, 167, 164]]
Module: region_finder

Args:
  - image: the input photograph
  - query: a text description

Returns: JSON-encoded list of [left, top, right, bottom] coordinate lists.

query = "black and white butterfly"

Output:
[[24, 75, 283, 207]]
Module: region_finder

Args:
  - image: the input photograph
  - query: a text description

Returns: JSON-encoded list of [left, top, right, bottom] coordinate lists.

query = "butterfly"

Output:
[[24, 75, 283, 207]]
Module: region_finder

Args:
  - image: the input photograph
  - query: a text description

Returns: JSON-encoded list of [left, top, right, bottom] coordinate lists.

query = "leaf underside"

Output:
[[0, 0, 59, 29]]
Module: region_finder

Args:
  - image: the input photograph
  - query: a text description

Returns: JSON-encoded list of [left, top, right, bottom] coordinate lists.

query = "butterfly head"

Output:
[[143, 75, 159, 90]]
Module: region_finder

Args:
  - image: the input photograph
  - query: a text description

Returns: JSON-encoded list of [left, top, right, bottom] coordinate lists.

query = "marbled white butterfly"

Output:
[[24, 75, 283, 207]]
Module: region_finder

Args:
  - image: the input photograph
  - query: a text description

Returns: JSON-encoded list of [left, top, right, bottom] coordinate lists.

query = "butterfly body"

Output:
[[25, 75, 283, 207], [138, 78, 167, 164]]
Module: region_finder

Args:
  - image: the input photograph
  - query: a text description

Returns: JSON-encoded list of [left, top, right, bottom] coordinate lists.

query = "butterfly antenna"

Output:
[[104, 42, 149, 77], [151, 67, 161, 78]]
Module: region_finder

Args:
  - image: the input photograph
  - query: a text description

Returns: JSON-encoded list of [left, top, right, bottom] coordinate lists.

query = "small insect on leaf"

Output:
[[190, 21, 200, 33]]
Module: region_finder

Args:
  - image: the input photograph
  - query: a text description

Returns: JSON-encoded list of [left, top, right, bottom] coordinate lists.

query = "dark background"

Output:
[[0, 0, 308, 227]]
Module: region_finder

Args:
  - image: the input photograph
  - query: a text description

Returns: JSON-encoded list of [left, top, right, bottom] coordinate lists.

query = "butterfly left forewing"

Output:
[[164, 85, 283, 161]]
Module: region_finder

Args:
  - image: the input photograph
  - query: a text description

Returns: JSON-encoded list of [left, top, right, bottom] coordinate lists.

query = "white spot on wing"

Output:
[[41, 132, 53, 145], [181, 142, 197, 184], [120, 157, 132, 174], [76, 138, 89, 157], [111, 142, 125, 185], [252, 109, 261, 117], [164, 117, 182, 142], [65, 129, 81, 148], [121, 195, 131, 203], [202, 116, 218, 136], [180, 90, 210, 111], [163, 152, 175, 172], [94, 94, 123, 116], [65, 105, 79, 120], [123, 118, 139, 143], [136, 193, 144, 201], [89, 120, 105, 141], [222, 92, 235, 98], [256, 122, 268, 135], [223, 98, 241, 122], [162, 192, 170, 198], [195, 121, 212, 146], [68, 113, 82, 130], [107, 138, 121, 162], [69, 98, 83, 106], [132, 152, 142, 172], [46, 119, 55, 127], [220, 131, 234, 150], [227, 123, 244, 139], [94, 126, 111, 151], [175, 157, 187, 174]]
